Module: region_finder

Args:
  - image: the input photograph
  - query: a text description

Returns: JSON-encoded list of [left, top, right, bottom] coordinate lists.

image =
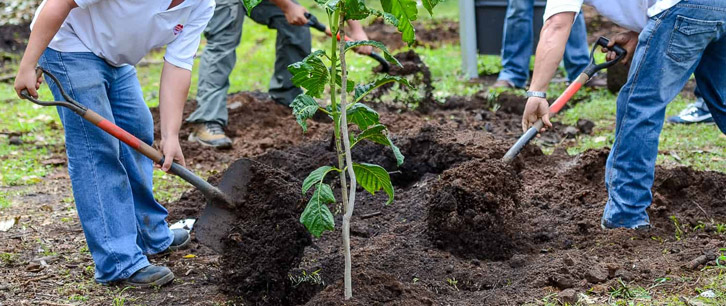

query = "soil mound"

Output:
[[427, 159, 522, 260], [365, 18, 459, 51], [305, 270, 436, 306], [370, 50, 435, 111], [217, 160, 314, 305]]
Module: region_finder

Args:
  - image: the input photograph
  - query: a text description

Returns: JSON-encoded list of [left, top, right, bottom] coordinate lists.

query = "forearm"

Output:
[[159, 62, 191, 140], [19, 0, 77, 70], [346, 20, 364, 34], [529, 13, 575, 92]]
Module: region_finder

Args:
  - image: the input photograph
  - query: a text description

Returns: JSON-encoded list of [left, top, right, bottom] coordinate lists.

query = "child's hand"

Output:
[[160, 136, 186, 172], [14, 65, 43, 99]]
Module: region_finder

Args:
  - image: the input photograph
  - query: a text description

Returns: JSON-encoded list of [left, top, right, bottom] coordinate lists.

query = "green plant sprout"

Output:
[[243, 0, 440, 299]]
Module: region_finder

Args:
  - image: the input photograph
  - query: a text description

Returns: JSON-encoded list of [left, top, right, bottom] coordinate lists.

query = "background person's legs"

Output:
[[39, 49, 150, 283], [186, 0, 245, 126], [108, 66, 174, 255], [497, 0, 534, 88], [249, 0, 311, 106], [693, 30, 726, 133]]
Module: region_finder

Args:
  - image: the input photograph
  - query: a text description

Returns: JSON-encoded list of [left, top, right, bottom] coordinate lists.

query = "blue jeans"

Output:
[[39, 49, 173, 282], [498, 0, 590, 88], [603, 0, 726, 228]]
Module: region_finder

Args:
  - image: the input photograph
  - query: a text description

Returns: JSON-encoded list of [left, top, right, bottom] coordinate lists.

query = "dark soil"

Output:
[[369, 50, 435, 112], [427, 159, 522, 261], [365, 18, 459, 51], [160, 91, 726, 305], [215, 159, 314, 305]]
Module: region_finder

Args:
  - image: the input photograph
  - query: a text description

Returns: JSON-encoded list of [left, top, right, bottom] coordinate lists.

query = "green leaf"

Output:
[[288, 50, 328, 98], [421, 0, 440, 16], [242, 0, 263, 15], [291, 95, 319, 133], [300, 183, 336, 237], [344, 40, 400, 66], [354, 75, 411, 102], [381, 0, 418, 45], [353, 163, 394, 204], [334, 72, 355, 93], [302, 166, 336, 194], [344, 0, 370, 20], [353, 125, 405, 166], [347, 103, 380, 130], [325, 0, 342, 10]]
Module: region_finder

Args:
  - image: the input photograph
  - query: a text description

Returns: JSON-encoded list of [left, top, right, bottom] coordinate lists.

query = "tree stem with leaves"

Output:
[[337, 10, 357, 300]]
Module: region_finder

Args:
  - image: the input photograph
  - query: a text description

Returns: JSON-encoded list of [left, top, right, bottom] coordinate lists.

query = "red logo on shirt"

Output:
[[173, 24, 184, 35]]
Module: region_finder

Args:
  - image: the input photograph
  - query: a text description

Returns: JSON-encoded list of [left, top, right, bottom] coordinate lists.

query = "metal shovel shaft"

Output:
[[501, 73, 589, 163]]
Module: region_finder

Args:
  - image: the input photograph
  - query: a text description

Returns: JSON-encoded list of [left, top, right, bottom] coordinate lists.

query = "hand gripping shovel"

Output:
[[502, 37, 627, 163], [305, 12, 391, 73], [21, 67, 242, 253]]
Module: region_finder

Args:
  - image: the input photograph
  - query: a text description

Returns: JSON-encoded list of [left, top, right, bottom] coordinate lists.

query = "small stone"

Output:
[[577, 119, 595, 134], [9, 136, 22, 145], [563, 126, 579, 139], [474, 113, 484, 121], [558, 288, 578, 304], [227, 101, 243, 110], [550, 275, 575, 289], [614, 269, 634, 282], [586, 267, 609, 284]]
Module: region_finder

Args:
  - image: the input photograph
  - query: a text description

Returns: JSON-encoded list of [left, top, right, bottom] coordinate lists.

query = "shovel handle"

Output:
[[21, 67, 227, 201]]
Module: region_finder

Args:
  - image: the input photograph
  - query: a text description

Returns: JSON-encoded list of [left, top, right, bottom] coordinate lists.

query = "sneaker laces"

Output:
[[204, 122, 226, 135], [677, 103, 700, 117]]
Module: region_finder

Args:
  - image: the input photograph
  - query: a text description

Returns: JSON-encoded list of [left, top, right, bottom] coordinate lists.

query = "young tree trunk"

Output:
[[337, 13, 357, 300]]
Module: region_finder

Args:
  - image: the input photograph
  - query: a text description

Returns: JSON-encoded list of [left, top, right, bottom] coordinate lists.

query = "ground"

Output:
[[1, 2, 726, 306]]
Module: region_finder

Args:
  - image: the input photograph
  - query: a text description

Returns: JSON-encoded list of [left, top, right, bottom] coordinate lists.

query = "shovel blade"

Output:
[[195, 159, 254, 253]]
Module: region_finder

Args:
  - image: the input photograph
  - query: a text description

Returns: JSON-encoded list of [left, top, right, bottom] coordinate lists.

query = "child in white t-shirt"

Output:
[[13, 0, 213, 287]]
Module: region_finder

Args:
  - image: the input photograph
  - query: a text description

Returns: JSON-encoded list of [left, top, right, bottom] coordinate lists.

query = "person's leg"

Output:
[[603, 4, 723, 228], [562, 12, 590, 80], [249, 0, 311, 106], [693, 27, 726, 133], [666, 85, 714, 124], [107, 66, 174, 255], [38, 49, 149, 283], [497, 0, 534, 88], [187, 0, 244, 125]]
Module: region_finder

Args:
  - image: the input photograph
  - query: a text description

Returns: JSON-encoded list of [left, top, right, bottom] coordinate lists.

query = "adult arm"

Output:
[[521, 12, 575, 132], [158, 62, 190, 171], [14, 0, 78, 98]]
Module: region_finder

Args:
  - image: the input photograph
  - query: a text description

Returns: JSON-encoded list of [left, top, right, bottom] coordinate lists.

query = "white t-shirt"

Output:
[[31, 0, 214, 70], [543, 0, 681, 32]]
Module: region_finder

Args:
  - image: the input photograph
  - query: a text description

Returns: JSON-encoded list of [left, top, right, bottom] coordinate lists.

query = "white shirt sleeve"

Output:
[[543, 0, 584, 21], [73, 0, 105, 9], [164, 1, 215, 71]]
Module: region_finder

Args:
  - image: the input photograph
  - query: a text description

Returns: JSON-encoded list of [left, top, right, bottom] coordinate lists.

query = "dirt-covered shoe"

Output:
[[188, 122, 232, 149], [125, 265, 174, 288], [601, 219, 652, 231], [168, 228, 191, 251]]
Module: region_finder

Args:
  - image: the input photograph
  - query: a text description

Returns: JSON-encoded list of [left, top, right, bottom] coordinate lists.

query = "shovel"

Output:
[[305, 12, 391, 73], [21, 67, 241, 253], [502, 37, 627, 163]]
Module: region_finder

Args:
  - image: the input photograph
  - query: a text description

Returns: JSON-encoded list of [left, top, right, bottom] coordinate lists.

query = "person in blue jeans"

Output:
[[494, 0, 590, 89], [522, 0, 726, 229], [14, 0, 213, 287], [667, 88, 715, 124]]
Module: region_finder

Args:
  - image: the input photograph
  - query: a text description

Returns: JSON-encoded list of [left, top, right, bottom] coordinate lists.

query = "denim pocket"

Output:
[[666, 15, 721, 62]]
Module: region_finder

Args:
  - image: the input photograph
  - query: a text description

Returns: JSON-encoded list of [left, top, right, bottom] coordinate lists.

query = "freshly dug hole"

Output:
[[217, 159, 316, 305], [427, 159, 521, 261]]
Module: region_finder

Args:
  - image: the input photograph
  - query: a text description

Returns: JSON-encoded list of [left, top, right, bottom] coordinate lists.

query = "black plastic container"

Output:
[[475, 0, 546, 55]]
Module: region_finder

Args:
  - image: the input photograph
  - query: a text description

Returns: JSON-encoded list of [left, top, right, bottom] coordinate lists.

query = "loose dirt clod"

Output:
[[427, 159, 521, 261], [216, 160, 314, 305]]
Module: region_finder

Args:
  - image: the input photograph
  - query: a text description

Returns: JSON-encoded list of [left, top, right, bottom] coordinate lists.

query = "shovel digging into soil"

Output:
[[502, 37, 627, 163], [305, 12, 391, 73], [21, 67, 240, 253]]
